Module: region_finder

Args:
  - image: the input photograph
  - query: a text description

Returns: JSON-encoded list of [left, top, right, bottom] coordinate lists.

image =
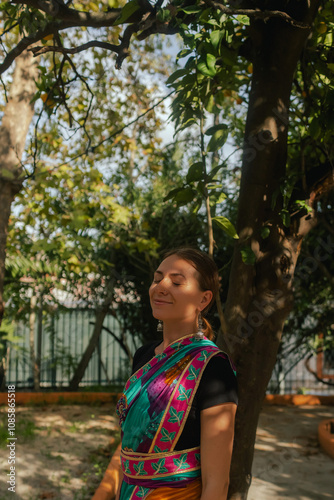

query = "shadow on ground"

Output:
[[250, 405, 334, 500]]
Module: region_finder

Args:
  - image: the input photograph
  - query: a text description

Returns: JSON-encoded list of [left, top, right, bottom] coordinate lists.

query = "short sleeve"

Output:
[[196, 354, 238, 410]]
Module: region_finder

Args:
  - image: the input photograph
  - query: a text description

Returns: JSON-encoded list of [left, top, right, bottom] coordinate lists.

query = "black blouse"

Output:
[[132, 341, 238, 451]]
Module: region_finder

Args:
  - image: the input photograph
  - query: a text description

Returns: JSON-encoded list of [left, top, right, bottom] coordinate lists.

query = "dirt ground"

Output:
[[0, 403, 333, 500], [249, 405, 334, 500], [0, 403, 119, 500]]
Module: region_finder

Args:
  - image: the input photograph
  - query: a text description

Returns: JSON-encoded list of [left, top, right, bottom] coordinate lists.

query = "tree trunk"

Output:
[[219, 4, 320, 499], [69, 305, 110, 390], [0, 49, 38, 324]]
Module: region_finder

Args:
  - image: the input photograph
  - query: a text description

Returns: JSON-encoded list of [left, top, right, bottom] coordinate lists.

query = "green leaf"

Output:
[[186, 162, 203, 183], [157, 8, 171, 22], [113, 0, 140, 25], [181, 5, 201, 13], [240, 246, 256, 265], [212, 216, 239, 239], [237, 15, 250, 25], [280, 209, 291, 228], [210, 30, 224, 51], [209, 163, 227, 179], [293, 200, 312, 214], [206, 53, 217, 74], [174, 187, 196, 205], [177, 48, 193, 60], [216, 192, 227, 204], [261, 226, 270, 239], [207, 127, 228, 152], [205, 123, 228, 136], [166, 68, 189, 85], [164, 187, 183, 202], [197, 58, 216, 77]]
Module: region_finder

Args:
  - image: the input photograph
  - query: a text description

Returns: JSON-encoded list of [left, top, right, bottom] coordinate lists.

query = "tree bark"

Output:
[[219, 3, 320, 499], [0, 49, 38, 324]]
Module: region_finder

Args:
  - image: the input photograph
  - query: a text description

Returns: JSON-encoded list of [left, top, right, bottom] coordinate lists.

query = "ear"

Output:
[[199, 290, 213, 311]]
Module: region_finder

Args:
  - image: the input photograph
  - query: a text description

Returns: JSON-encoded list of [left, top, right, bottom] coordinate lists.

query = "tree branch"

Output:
[[0, 4, 122, 74], [30, 40, 122, 57], [10, 0, 122, 23], [305, 353, 334, 387], [3, 0, 310, 76], [204, 1, 310, 29]]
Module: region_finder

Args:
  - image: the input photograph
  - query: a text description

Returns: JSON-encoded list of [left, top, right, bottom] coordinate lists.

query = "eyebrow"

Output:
[[154, 270, 186, 279]]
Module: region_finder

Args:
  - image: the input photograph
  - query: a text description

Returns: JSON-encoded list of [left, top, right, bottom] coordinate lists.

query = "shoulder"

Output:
[[196, 352, 238, 409], [205, 351, 236, 377], [132, 340, 161, 374]]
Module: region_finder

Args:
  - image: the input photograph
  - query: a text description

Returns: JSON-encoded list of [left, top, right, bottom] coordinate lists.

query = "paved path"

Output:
[[249, 405, 334, 500]]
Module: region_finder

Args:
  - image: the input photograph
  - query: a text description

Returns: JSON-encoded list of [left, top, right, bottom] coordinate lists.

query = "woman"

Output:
[[116, 248, 237, 500]]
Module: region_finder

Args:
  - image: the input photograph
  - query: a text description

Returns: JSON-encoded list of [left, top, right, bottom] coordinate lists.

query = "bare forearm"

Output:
[[201, 481, 229, 500], [115, 469, 123, 500]]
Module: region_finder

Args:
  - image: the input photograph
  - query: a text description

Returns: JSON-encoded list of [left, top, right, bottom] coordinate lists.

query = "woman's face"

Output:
[[149, 254, 212, 325]]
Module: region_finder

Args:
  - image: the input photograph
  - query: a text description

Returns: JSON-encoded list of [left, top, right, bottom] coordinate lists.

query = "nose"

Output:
[[156, 281, 168, 294], [153, 277, 169, 294]]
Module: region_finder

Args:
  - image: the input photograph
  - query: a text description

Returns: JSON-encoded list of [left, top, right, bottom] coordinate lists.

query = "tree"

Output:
[[1, 2, 334, 499], [0, 47, 38, 323]]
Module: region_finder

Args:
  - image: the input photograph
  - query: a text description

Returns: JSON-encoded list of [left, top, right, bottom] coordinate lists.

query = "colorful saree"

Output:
[[116, 334, 232, 500]]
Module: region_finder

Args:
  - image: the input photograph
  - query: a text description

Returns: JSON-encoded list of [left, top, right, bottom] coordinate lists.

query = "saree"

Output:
[[116, 334, 233, 500]]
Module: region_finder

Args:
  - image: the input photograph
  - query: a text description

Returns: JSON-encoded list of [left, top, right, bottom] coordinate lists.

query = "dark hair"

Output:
[[163, 248, 219, 340]]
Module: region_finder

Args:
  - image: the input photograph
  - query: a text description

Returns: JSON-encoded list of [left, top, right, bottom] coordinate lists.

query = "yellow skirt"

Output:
[[146, 478, 202, 499]]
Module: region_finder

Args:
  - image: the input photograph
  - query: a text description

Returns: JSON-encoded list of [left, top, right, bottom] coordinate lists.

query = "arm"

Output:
[[200, 403, 237, 500], [115, 469, 123, 500]]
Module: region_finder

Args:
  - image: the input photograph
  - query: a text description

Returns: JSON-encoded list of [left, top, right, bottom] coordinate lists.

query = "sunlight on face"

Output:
[[149, 255, 212, 328]]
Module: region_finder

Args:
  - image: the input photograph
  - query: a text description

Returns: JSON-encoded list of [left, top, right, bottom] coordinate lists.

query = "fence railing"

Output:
[[5, 309, 138, 389], [3, 309, 334, 395]]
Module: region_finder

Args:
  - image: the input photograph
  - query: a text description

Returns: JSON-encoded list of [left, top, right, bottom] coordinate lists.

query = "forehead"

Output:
[[156, 255, 198, 278]]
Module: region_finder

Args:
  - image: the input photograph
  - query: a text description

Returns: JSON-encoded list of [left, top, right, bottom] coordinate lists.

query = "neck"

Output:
[[160, 320, 198, 351]]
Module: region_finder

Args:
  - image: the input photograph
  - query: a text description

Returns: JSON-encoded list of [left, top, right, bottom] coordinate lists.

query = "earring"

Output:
[[196, 313, 204, 339], [157, 320, 163, 333]]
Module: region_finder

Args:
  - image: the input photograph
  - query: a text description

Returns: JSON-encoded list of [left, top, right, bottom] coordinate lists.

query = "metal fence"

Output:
[[5, 309, 138, 389], [4, 309, 334, 395]]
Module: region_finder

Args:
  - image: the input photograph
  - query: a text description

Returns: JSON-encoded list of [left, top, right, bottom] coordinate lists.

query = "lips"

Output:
[[153, 299, 172, 305]]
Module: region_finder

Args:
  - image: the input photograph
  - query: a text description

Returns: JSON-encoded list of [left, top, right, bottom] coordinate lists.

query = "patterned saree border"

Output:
[[121, 445, 200, 459], [171, 350, 224, 450], [148, 355, 195, 453], [121, 446, 200, 480], [128, 334, 199, 382]]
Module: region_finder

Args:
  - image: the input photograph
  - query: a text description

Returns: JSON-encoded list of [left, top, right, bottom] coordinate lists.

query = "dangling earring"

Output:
[[157, 320, 163, 333], [196, 313, 204, 339]]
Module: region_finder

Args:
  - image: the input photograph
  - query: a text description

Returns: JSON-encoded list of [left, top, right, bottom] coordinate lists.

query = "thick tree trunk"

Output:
[[0, 49, 38, 324], [69, 305, 110, 390], [219, 3, 320, 499]]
